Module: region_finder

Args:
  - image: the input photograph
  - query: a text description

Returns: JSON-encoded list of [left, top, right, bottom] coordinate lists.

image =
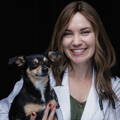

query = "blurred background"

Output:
[[0, 0, 120, 99]]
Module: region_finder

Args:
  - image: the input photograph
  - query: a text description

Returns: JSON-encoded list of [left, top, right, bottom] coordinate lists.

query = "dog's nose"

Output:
[[42, 67, 48, 73]]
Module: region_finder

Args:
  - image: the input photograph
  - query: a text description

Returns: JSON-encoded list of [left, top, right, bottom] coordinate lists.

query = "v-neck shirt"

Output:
[[70, 95, 86, 120]]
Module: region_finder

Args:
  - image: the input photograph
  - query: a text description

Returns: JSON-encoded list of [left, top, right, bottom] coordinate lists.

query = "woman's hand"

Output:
[[30, 104, 57, 120], [42, 104, 57, 120]]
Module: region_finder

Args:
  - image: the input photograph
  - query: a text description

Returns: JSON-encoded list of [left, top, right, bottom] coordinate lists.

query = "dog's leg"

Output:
[[24, 103, 45, 116]]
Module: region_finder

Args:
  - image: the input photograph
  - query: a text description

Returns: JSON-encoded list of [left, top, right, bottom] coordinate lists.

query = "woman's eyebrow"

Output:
[[64, 29, 72, 32], [80, 27, 92, 31], [65, 27, 92, 32]]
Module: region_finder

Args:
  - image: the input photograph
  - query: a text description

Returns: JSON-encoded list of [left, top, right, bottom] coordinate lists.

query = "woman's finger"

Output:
[[48, 106, 56, 120], [30, 112, 37, 120], [42, 104, 51, 120]]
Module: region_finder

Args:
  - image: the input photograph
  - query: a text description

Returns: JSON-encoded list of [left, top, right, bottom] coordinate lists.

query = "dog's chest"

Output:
[[34, 81, 47, 102]]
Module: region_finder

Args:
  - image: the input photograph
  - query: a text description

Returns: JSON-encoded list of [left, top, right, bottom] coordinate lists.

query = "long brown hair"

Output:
[[48, 1, 117, 102]]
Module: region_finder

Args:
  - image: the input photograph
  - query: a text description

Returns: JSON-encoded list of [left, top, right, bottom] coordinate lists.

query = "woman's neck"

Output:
[[68, 62, 93, 82]]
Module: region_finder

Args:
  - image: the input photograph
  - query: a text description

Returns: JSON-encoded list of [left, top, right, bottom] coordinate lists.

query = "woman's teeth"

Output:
[[72, 49, 85, 52], [71, 48, 87, 55], [72, 49, 83, 52]]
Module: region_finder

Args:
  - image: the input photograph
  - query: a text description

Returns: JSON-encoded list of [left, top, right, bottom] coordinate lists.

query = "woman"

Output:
[[0, 1, 120, 120], [36, 1, 120, 120]]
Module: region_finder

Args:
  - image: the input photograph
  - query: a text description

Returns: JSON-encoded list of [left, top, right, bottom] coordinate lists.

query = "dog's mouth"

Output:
[[27, 65, 50, 80], [35, 73, 49, 77]]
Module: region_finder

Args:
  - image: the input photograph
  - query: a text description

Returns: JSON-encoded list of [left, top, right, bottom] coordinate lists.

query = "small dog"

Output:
[[8, 51, 61, 120]]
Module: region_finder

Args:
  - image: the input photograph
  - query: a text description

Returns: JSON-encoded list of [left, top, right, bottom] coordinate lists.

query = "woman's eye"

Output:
[[63, 32, 72, 37], [81, 31, 91, 35]]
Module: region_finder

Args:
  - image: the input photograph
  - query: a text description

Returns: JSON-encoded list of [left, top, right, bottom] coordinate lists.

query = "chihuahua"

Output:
[[8, 51, 62, 120]]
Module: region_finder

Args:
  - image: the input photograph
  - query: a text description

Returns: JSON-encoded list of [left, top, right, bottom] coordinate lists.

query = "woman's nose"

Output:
[[72, 35, 82, 46]]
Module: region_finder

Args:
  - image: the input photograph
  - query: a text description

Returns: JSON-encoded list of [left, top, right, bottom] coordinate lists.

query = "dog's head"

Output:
[[8, 51, 62, 81]]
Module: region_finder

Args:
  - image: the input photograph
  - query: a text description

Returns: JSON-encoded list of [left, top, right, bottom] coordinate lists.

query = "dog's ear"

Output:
[[8, 56, 26, 67], [47, 51, 62, 62]]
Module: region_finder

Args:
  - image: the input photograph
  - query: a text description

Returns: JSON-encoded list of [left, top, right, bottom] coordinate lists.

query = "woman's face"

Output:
[[62, 12, 96, 65]]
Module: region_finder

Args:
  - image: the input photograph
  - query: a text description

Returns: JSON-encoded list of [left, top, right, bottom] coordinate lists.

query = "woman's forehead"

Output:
[[67, 13, 92, 30]]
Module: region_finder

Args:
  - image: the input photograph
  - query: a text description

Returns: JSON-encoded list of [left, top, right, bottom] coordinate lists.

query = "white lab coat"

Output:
[[0, 69, 120, 120]]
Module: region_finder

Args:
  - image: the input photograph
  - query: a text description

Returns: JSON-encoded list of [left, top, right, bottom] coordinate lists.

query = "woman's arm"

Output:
[[0, 79, 23, 119]]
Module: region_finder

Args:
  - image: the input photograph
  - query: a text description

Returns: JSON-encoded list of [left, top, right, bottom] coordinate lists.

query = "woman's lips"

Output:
[[70, 48, 87, 55]]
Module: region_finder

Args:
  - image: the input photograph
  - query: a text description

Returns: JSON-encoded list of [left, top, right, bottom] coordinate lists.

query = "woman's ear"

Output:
[[8, 56, 26, 67]]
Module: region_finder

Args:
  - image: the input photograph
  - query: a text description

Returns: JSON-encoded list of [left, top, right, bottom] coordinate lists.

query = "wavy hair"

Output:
[[48, 1, 117, 102]]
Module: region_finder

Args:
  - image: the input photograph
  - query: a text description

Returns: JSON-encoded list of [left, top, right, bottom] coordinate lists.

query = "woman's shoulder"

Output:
[[111, 76, 120, 97], [111, 76, 120, 87]]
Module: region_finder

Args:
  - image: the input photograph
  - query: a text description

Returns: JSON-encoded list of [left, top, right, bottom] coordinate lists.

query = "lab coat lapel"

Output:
[[81, 70, 103, 120], [51, 69, 71, 120]]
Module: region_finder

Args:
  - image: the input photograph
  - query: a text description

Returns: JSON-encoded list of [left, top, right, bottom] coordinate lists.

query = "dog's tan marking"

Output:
[[16, 56, 25, 66], [43, 57, 48, 62], [24, 103, 45, 116], [33, 58, 39, 64]]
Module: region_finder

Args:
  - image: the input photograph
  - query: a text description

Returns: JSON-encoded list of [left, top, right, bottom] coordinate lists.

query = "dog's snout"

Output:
[[42, 67, 48, 73]]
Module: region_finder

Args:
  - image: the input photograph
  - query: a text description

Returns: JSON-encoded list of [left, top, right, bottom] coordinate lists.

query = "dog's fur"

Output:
[[8, 51, 61, 120]]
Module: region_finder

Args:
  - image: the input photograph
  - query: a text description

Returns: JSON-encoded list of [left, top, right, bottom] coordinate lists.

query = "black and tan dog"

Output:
[[8, 51, 61, 120]]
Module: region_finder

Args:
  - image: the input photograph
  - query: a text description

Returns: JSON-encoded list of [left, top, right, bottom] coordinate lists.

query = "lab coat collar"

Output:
[[49, 68, 104, 120], [49, 68, 70, 120]]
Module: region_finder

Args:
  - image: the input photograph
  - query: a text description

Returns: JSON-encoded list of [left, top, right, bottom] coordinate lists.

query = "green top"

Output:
[[70, 95, 86, 120]]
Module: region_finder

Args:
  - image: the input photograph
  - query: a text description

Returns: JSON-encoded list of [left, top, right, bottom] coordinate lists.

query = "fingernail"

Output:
[[48, 104, 52, 107], [56, 105, 60, 109], [31, 112, 36, 116]]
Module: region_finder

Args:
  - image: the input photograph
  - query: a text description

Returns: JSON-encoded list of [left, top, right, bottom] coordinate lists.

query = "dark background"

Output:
[[0, 0, 120, 99]]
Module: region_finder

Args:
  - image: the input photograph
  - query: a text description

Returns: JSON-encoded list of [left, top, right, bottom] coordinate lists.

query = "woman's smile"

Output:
[[70, 48, 87, 56]]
